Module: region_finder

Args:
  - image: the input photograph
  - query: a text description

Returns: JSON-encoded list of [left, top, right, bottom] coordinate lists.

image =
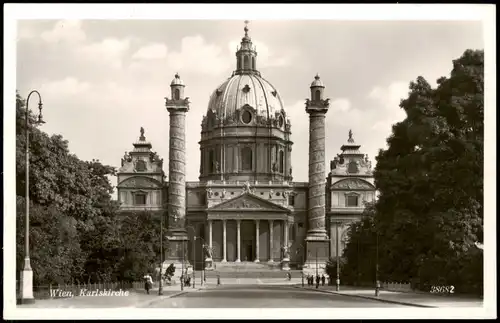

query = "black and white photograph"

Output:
[[4, 3, 496, 320]]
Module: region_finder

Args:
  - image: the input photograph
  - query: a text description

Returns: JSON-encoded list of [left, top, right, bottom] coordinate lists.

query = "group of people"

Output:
[[306, 274, 327, 288], [143, 272, 193, 294]]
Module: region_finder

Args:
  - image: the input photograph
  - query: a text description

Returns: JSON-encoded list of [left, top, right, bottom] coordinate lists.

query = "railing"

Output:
[[381, 281, 413, 292]]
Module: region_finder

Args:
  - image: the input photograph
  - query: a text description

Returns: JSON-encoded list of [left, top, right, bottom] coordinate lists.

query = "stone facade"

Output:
[[116, 23, 375, 272], [327, 130, 376, 262]]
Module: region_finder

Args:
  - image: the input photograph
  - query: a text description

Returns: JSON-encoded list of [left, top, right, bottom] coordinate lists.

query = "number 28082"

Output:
[[430, 285, 455, 294]]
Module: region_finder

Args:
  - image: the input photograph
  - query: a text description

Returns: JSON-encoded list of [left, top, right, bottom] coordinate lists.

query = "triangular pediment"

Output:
[[208, 192, 290, 213]]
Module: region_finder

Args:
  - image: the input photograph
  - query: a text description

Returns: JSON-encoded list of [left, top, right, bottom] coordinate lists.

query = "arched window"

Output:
[[315, 89, 321, 101], [237, 56, 242, 70], [174, 89, 180, 100], [209, 150, 215, 173], [279, 150, 284, 173], [252, 56, 256, 70], [241, 147, 252, 171], [243, 55, 250, 69]]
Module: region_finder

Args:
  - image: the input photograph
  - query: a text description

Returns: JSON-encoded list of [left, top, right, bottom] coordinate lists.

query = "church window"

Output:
[[252, 56, 256, 70], [135, 160, 147, 172], [278, 115, 284, 128], [241, 147, 253, 171], [243, 55, 250, 69], [209, 150, 215, 173], [279, 150, 284, 173], [241, 110, 252, 124], [134, 193, 147, 206], [237, 56, 242, 70], [346, 195, 359, 207], [174, 88, 180, 100], [288, 195, 295, 206], [315, 89, 321, 101]]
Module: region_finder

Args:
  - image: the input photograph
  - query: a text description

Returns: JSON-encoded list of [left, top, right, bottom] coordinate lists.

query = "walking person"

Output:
[[143, 273, 153, 295], [321, 274, 326, 286], [315, 275, 320, 289]]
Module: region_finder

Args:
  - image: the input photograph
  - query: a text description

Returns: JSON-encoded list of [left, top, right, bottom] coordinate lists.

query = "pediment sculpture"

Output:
[[119, 176, 160, 188], [332, 178, 374, 190]]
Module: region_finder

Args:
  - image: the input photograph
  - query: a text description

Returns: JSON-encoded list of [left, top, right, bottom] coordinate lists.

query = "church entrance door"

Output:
[[242, 240, 254, 262]]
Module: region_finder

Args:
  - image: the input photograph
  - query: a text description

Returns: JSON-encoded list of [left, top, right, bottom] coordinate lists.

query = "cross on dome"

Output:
[[244, 20, 250, 36]]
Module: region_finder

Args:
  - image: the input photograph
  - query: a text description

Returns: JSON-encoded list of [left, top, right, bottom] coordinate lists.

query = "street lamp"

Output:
[[158, 211, 164, 296], [19, 90, 44, 305], [186, 225, 197, 289], [336, 221, 341, 292], [375, 228, 380, 297], [296, 245, 304, 287]]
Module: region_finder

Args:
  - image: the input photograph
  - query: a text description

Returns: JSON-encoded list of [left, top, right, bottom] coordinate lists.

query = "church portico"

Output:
[[206, 213, 290, 264]]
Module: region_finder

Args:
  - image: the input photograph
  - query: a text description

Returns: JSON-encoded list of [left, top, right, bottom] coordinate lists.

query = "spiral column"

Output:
[[306, 111, 328, 238], [164, 74, 190, 277], [304, 74, 330, 270]]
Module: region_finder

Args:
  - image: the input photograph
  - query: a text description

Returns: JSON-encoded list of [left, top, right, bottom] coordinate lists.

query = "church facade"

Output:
[[116, 23, 375, 273]]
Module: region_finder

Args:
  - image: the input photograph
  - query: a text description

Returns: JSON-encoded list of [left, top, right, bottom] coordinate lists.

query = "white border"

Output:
[[3, 3, 496, 320]]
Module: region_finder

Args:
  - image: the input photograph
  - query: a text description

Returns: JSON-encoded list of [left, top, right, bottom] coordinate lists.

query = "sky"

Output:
[[14, 11, 486, 194]]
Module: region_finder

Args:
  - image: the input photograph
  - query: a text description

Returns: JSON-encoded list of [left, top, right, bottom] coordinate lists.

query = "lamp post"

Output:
[[181, 239, 185, 291], [19, 90, 45, 305], [336, 221, 341, 291], [375, 228, 380, 297], [158, 211, 164, 296], [297, 245, 304, 287], [186, 225, 197, 289]]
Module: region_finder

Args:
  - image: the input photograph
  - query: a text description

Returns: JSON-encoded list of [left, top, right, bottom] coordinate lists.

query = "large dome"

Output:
[[207, 73, 284, 120], [198, 22, 293, 183]]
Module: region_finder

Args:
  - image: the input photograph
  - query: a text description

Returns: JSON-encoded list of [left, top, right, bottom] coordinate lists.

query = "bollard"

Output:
[[375, 280, 380, 297], [217, 275, 220, 286]]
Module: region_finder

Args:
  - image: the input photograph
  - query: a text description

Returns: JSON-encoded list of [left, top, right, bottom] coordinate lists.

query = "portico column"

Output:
[[208, 220, 213, 249], [254, 220, 260, 263], [222, 220, 227, 262], [284, 220, 289, 249], [236, 220, 241, 262], [268, 220, 274, 262]]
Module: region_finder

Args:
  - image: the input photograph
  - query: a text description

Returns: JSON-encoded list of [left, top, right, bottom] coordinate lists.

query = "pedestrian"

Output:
[[321, 275, 325, 286], [143, 273, 153, 295], [316, 275, 320, 289], [287, 272, 292, 281], [308, 275, 311, 286]]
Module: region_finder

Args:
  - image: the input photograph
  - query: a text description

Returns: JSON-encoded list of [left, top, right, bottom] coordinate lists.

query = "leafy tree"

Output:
[[115, 211, 170, 282], [342, 49, 484, 295], [16, 197, 85, 286], [16, 91, 121, 285]]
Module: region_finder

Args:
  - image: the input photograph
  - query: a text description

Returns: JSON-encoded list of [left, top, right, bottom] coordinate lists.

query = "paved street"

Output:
[[142, 284, 408, 308]]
